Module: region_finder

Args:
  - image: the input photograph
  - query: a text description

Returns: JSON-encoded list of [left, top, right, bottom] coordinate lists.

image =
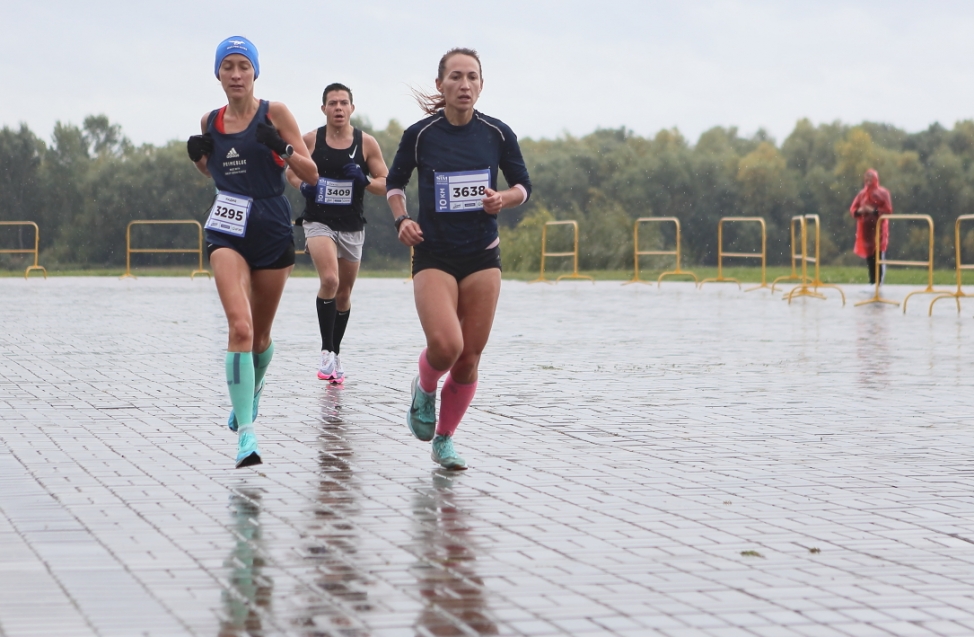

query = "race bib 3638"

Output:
[[434, 168, 491, 213]]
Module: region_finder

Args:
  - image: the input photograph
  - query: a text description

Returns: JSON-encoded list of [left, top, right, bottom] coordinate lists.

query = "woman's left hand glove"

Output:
[[256, 122, 289, 156]]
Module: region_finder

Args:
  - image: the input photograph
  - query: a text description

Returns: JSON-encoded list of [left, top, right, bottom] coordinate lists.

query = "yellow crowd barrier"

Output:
[[0, 221, 46, 279], [771, 216, 805, 292], [623, 217, 697, 286], [120, 220, 211, 280], [783, 215, 845, 305], [530, 220, 594, 283], [854, 214, 949, 310], [293, 221, 307, 256], [928, 214, 974, 315], [699, 217, 768, 291]]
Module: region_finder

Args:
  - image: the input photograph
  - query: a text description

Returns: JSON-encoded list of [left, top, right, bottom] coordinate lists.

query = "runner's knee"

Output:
[[426, 335, 463, 368], [227, 318, 254, 349], [318, 272, 339, 297], [450, 352, 481, 380]]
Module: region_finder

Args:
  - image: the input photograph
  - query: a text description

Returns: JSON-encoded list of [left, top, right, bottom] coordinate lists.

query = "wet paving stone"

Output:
[[1, 276, 973, 636]]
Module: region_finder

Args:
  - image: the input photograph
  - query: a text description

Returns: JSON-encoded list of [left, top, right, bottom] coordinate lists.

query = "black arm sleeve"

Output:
[[386, 126, 419, 192], [498, 127, 532, 202]]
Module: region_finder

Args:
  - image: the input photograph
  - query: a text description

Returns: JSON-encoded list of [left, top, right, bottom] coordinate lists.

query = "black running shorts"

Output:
[[411, 246, 501, 282]]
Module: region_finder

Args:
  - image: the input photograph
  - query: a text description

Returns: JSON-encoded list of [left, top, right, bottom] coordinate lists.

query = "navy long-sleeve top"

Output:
[[386, 110, 532, 256]]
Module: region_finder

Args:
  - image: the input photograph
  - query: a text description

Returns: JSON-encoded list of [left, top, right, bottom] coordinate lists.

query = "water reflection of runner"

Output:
[[286, 83, 389, 384], [220, 490, 272, 635], [297, 393, 372, 635], [410, 474, 498, 635], [387, 48, 532, 470], [187, 36, 318, 468]]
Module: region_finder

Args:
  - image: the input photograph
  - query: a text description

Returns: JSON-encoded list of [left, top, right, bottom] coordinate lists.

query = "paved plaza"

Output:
[[1, 275, 973, 637]]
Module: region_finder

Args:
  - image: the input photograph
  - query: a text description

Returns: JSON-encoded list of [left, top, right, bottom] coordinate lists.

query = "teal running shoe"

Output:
[[228, 379, 264, 432], [235, 430, 262, 468], [431, 434, 467, 471], [407, 376, 436, 441]]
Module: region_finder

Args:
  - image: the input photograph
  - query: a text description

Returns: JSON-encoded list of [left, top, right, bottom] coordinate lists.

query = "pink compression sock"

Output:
[[418, 348, 448, 394], [436, 375, 477, 437]]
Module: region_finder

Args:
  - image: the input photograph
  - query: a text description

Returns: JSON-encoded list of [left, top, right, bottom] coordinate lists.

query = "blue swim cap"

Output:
[[214, 36, 259, 79]]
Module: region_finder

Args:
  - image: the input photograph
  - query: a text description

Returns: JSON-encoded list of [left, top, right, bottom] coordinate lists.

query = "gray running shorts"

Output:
[[303, 222, 364, 262]]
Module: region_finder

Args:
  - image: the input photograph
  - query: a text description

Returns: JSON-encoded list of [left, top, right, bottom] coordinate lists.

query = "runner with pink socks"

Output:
[[387, 48, 532, 470]]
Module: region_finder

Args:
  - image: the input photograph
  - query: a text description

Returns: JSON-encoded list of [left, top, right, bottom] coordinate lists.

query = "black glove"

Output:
[[299, 181, 317, 200], [255, 121, 288, 155], [187, 133, 213, 162], [343, 162, 370, 188]]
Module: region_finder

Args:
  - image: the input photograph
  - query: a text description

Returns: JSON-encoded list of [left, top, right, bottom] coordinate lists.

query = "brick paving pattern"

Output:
[[0, 276, 972, 637]]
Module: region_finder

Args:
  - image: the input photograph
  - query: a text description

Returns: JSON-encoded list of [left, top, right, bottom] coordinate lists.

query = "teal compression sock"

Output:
[[226, 352, 255, 430], [253, 342, 274, 389]]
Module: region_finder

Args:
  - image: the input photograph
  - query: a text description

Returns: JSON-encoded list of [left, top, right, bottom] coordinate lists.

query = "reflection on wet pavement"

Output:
[[297, 389, 372, 637], [220, 490, 272, 636], [410, 473, 497, 636], [2, 278, 974, 636], [855, 304, 892, 390]]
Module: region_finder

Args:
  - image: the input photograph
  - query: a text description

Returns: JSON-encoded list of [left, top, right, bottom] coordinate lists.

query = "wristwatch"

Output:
[[394, 214, 412, 231], [279, 144, 294, 160]]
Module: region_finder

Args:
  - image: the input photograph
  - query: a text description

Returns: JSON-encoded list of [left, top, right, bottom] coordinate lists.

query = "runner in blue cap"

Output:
[[186, 36, 318, 468], [386, 48, 532, 470]]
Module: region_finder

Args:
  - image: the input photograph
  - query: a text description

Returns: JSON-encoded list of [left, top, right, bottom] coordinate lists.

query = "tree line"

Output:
[[2, 114, 973, 271]]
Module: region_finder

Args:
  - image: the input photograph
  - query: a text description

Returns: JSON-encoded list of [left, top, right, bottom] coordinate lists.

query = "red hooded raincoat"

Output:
[[848, 169, 893, 258]]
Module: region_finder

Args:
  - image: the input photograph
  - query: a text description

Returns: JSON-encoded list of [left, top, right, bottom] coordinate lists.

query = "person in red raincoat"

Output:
[[849, 169, 893, 284]]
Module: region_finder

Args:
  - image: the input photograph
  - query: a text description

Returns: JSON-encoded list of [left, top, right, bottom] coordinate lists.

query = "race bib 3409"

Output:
[[316, 178, 354, 205], [434, 168, 491, 213]]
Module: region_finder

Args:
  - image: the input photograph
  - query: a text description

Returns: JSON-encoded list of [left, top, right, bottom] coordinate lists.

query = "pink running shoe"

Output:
[[331, 354, 345, 384], [317, 350, 337, 381]]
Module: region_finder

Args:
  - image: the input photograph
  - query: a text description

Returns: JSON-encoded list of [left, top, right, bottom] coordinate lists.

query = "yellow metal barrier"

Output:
[[854, 214, 949, 310], [928, 214, 974, 315], [771, 216, 805, 292], [293, 220, 307, 256], [0, 221, 46, 279], [784, 215, 846, 306], [120, 220, 210, 280], [623, 217, 697, 286], [530, 220, 594, 284], [698, 217, 768, 291]]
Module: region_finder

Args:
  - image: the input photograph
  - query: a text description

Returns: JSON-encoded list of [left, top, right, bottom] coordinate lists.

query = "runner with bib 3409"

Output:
[[287, 83, 388, 384]]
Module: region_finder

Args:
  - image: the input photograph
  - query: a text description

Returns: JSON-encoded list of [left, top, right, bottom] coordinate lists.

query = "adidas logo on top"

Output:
[[226, 148, 239, 159]]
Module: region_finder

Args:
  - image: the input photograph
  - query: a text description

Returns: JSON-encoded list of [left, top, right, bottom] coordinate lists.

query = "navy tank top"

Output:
[[205, 100, 287, 198], [203, 100, 293, 268]]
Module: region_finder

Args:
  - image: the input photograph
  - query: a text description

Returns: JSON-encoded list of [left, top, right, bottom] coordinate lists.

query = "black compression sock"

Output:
[[333, 308, 351, 355], [316, 297, 337, 352]]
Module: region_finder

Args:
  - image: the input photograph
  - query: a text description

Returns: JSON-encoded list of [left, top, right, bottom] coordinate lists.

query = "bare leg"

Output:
[[414, 267, 501, 469], [452, 269, 502, 383], [413, 269, 462, 371], [211, 248, 254, 352], [335, 257, 360, 312], [250, 265, 293, 354], [307, 236, 339, 299], [413, 267, 501, 379]]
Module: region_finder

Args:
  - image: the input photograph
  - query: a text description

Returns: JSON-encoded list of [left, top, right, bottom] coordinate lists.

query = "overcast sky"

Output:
[[3, 0, 973, 148]]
